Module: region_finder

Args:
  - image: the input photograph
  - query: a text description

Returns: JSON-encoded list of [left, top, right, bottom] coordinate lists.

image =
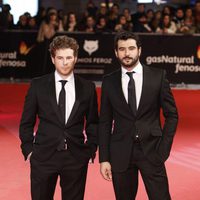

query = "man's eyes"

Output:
[[129, 47, 135, 50], [119, 47, 136, 51], [57, 57, 72, 59]]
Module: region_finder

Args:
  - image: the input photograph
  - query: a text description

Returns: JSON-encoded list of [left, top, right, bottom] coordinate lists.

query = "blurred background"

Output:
[[0, 0, 200, 86], [0, 1, 200, 199]]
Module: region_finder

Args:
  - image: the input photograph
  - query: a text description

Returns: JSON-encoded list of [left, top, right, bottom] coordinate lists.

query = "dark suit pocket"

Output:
[[151, 129, 163, 136], [31, 143, 40, 160], [152, 152, 165, 166]]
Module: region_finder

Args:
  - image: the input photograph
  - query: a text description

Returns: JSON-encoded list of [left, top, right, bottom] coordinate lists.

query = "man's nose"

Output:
[[63, 59, 68, 65], [125, 49, 130, 56]]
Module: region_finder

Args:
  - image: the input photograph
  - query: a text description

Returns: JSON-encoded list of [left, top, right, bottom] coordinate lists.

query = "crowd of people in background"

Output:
[[1, 1, 200, 42]]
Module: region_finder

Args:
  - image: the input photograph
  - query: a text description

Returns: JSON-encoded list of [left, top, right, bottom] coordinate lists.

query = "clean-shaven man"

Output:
[[19, 35, 98, 200]]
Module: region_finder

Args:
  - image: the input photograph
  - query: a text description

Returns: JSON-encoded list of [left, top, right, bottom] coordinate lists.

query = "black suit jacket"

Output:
[[99, 65, 178, 172], [19, 73, 98, 164]]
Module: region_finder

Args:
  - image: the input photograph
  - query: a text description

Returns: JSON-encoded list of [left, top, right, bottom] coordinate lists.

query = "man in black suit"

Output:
[[19, 35, 98, 200], [99, 31, 178, 200]]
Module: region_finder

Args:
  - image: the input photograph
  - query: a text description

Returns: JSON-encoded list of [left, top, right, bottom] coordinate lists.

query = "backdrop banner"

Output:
[[0, 31, 200, 84]]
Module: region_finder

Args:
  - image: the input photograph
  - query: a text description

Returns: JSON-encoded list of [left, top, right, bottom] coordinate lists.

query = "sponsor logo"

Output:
[[197, 45, 200, 60], [146, 55, 194, 65], [0, 41, 35, 68], [0, 52, 26, 68], [78, 40, 112, 64], [83, 40, 98, 55], [175, 64, 200, 73], [19, 41, 34, 55], [146, 55, 200, 73]]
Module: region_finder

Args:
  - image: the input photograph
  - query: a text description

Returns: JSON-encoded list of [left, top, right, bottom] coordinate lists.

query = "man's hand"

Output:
[[26, 152, 32, 161], [100, 162, 112, 181], [89, 158, 94, 164]]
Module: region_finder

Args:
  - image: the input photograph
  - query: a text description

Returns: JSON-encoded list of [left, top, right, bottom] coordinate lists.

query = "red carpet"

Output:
[[0, 83, 200, 200]]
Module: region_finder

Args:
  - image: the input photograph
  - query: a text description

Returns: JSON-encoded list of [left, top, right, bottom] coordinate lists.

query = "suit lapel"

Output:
[[137, 65, 149, 117], [48, 73, 64, 125], [66, 75, 82, 126], [114, 69, 134, 118]]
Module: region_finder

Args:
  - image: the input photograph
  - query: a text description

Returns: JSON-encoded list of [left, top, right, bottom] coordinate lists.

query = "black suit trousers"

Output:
[[30, 149, 88, 200], [112, 143, 171, 200]]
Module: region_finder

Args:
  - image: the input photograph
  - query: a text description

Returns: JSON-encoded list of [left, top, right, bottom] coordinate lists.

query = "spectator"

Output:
[[65, 12, 78, 32], [173, 8, 185, 32], [57, 9, 68, 29], [24, 12, 31, 19], [83, 15, 96, 33], [123, 8, 133, 30], [184, 7, 194, 24], [95, 16, 110, 33], [162, 5, 172, 16], [193, 1, 200, 33], [107, 3, 120, 31], [86, 0, 98, 18], [0, 4, 14, 30], [149, 16, 162, 32], [157, 14, 177, 34], [96, 3, 108, 21], [16, 14, 29, 30], [133, 14, 152, 33], [34, 7, 46, 27], [79, 1, 96, 31], [146, 9, 154, 23], [177, 7, 195, 34], [114, 14, 132, 32], [37, 9, 63, 43], [27, 17, 38, 30], [154, 10, 162, 23], [131, 3, 146, 28], [178, 17, 196, 34]]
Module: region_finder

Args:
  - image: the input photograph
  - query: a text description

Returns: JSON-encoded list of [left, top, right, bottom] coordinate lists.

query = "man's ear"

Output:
[[51, 56, 55, 64], [139, 47, 142, 57], [115, 50, 118, 58], [74, 56, 78, 63]]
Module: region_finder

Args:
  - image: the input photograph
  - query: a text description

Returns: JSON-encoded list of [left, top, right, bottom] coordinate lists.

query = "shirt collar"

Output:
[[121, 62, 143, 77], [55, 70, 74, 84]]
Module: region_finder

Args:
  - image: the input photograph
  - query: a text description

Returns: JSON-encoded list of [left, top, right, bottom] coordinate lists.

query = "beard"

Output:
[[118, 55, 140, 69]]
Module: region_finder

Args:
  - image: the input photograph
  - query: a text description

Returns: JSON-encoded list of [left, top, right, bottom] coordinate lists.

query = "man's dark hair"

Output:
[[49, 35, 79, 57], [114, 31, 142, 50]]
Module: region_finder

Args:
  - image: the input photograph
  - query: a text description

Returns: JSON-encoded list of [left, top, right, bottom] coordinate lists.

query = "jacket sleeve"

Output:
[[19, 80, 38, 160], [98, 79, 113, 163], [85, 82, 99, 156], [158, 70, 178, 161]]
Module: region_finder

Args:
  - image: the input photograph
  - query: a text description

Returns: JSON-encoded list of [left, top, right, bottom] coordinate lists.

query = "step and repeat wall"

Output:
[[0, 31, 200, 84]]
